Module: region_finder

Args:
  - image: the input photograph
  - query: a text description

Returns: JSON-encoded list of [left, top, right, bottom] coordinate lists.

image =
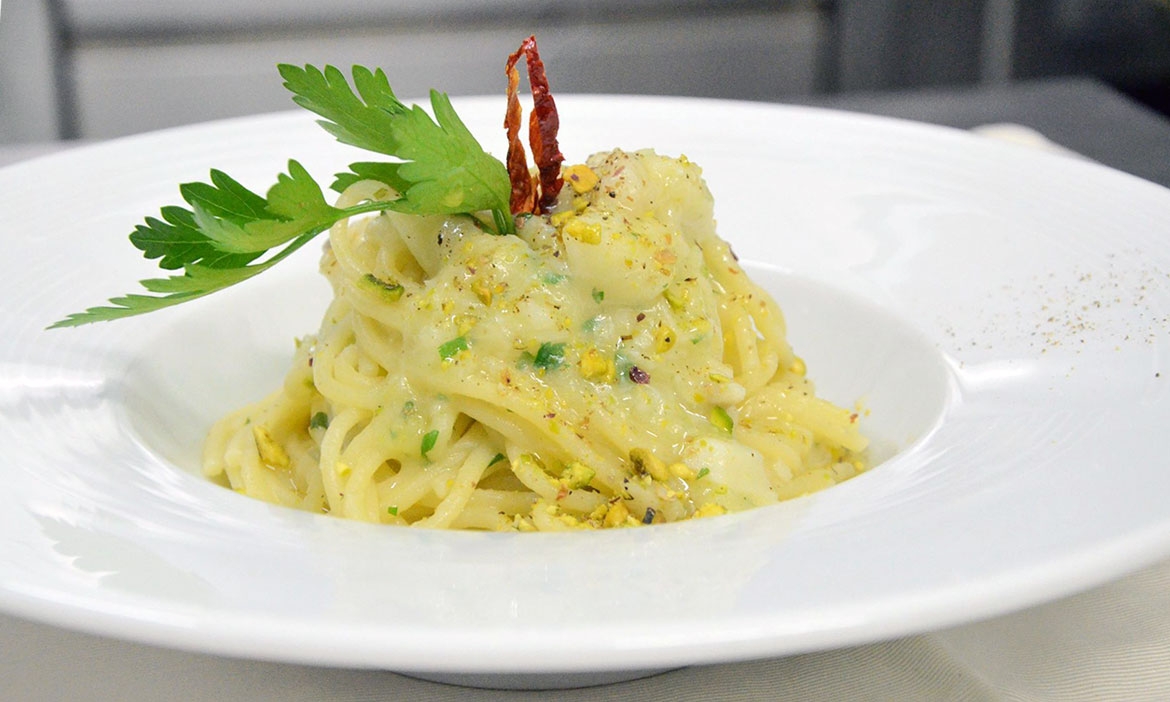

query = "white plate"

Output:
[[2, 96, 1170, 685]]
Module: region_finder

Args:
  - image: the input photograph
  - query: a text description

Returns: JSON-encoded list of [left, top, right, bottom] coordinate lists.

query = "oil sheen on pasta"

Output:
[[203, 149, 869, 530]]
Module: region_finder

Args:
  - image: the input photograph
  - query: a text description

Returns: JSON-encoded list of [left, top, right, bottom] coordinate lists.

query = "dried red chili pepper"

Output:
[[504, 52, 535, 215], [504, 36, 564, 215]]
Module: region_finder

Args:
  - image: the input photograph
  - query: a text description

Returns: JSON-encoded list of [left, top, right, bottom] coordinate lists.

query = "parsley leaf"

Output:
[[280, 65, 512, 230], [438, 336, 469, 360], [533, 342, 566, 371], [52, 64, 516, 328], [420, 429, 440, 458], [50, 161, 379, 327]]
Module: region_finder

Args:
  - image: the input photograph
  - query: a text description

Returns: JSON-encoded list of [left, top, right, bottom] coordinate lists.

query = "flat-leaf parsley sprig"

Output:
[[50, 63, 515, 328]]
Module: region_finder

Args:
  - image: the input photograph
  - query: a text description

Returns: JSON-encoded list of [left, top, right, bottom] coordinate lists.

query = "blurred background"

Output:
[[1, 0, 1169, 143]]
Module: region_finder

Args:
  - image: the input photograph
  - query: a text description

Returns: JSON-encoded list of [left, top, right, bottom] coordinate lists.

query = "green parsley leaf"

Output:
[[696, 467, 710, 480], [533, 342, 566, 371], [309, 411, 330, 429], [52, 63, 516, 328], [591, 288, 605, 303], [438, 336, 469, 360], [387, 505, 399, 516], [279, 64, 512, 229], [49, 161, 380, 327], [420, 429, 440, 457], [331, 162, 411, 194]]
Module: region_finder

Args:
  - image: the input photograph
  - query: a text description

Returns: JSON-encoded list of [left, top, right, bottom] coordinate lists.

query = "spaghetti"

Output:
[[203, 148, 869, 530]]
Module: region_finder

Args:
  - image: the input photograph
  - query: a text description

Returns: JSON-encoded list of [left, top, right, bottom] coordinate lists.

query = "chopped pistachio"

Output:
[[668, 462, 696, 480], [604, 500, 630, 528], [560, 462, 595, 490], [695, 502, 727, 518], [563, 163, 600, 193], [564, 219, 602, 244], [629, 448, 669, 481], [360, 273, 404, 301], [653, 325, 676, 353], [579, 347, 615, 383], [252, 425, 289, 469], [663, 286, 689, 311], [471, 278, 494, 305], [549, 210, 575, 227], [709, 406, 734, 434]]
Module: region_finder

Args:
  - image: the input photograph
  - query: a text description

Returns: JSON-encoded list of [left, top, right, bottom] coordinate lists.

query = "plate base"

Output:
[[399, 667, 674, 690]]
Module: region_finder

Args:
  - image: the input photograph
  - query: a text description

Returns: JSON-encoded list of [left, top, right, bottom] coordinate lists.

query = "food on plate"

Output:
[[54, 37, 868, 530]]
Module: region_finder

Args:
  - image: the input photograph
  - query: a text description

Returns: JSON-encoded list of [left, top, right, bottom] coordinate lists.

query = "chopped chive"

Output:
[[533, 342, 566, 371], [541, 272, 566, 285], [591, 288, 605, 303], [421, 429, 439, 457], [488, 452, 507, 467], [387, 505, 399, 516], [309, 411, 329, 430], [696, 467, 710, 480], [438, 336, 468, 360]]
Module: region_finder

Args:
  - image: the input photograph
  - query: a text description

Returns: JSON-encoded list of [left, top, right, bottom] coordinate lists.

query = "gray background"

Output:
[[2, 0, 1169, 143]]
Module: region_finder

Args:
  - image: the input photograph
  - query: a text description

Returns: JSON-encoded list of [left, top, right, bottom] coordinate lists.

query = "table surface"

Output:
[[4, 76, 1170, 702]]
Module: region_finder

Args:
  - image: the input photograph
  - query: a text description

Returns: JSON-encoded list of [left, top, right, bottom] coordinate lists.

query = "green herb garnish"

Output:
[[309, 411, 330, 430], [532, 342, 566, 371], [420, 429, 439, 458], [696, 467, 710, 480], [438, 336, 469, 360], [51, 64, 513, 328]]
